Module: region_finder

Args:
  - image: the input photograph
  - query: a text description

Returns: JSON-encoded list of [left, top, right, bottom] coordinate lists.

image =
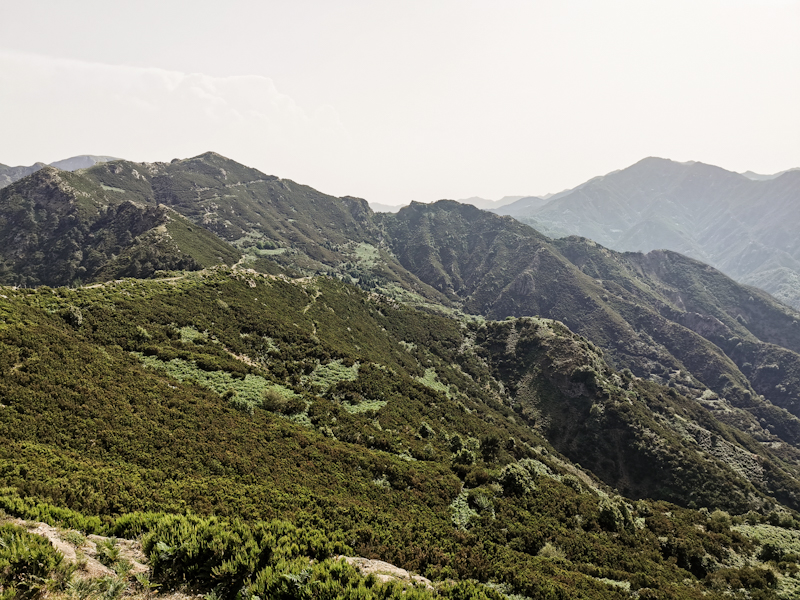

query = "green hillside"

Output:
[[0, 167, 240, 287], [4, 153, 800, 598], [381, 201, 800, 464], [2, 270, 799, 599]]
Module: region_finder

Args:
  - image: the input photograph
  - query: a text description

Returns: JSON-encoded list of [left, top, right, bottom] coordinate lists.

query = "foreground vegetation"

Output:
[[2, 153, 800, 598], [1, 269, 800, 598]]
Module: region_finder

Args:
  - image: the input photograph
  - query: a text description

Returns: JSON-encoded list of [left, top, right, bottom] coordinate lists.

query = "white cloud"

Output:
[[0, 51, 352, 181]]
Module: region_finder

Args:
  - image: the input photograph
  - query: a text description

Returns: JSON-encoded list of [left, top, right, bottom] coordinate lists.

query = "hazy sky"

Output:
[[1, 0, 798, 205]]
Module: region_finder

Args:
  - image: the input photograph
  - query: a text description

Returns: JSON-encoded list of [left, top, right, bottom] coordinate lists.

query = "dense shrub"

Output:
[[0, 523, 74, 599]]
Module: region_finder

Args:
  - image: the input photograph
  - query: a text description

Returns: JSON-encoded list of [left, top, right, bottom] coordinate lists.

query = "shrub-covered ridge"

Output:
[[2, 269, 800, 598]]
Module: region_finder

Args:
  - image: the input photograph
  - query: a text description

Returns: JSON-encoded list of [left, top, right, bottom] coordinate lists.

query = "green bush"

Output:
[[141, 514, 349, 595], [0, 523, 74, 599], [499, 462, 536, 496]]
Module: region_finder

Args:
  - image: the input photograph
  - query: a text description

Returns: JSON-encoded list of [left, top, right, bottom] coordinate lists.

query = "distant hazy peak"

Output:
[[455, 195, 526, 210], [740, 167, 800, 181], [369, 202, 407, 213], [49, 155, 120, 171]]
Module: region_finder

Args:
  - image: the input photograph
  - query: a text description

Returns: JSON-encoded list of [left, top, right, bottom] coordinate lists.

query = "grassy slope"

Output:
[[1, 270, 795, 598], [380, 201, 800, 467]]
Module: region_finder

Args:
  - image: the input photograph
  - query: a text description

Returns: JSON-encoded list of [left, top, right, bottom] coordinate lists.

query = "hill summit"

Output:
[[495, 157, 800, 310]]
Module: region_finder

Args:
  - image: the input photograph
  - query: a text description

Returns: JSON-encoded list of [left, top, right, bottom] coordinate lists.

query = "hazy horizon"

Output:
[[2, 0, 798, 205]]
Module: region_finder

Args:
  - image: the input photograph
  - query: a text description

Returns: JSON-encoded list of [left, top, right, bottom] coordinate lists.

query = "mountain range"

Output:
[[493, 158, 800, 311], [0, 155, 119, 189], [3, 152, 800, 598], [369, 195, 524, 214]]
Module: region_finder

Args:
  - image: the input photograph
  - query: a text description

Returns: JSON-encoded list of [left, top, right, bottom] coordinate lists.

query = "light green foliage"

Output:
[[262, 336, 279, 353], [58, 530, 86, 548], [94, 537, 120, 568], [178, 325, 206, 343], [537, 542, 566, 560], [518, 457, 561, 482], [733, 523, 800, 557], [775, 573, 800, 600], [342, 399, 388, 414], [352, 242, 381, 267], [372, 475, 391, 490], [66, 576, 97, 599], [595, 578, 631, 592], [0, 523, 75, 599], [499, 462, 537, 496], [302, 359, 359, 392], [450, 488, 478, 531], [134, 572, 160, 597], [94, 574, 127, 599], [132, 352, 297, 411], [598, 496, 635, 533], [415, 368, 452, 398]]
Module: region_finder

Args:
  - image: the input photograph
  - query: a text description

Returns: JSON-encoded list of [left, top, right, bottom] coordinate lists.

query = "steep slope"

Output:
[[496, 158, 800, 309], [0, 161, 46, 189], [0, 167, 239, 286], [381, 201, 800, 480], [78, 153, 449, 302], [477, 317, 800, 511], [6, 153, 800, 506], [1, 270, 797, 598], [5, 152, 800, 596], [0, 154, 446, 301]]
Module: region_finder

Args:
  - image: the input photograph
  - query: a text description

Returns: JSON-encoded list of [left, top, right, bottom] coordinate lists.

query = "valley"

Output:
[[1, 153, 800, 599]]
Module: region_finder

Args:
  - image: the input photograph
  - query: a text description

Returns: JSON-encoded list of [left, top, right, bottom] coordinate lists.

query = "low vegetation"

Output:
[[2, 153, 800, 598], [0, 270, 799, 598]]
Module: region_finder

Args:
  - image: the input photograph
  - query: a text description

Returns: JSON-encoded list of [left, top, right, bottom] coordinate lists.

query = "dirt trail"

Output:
[[3, 517, 432, 597], [6, 518, 148, 578]]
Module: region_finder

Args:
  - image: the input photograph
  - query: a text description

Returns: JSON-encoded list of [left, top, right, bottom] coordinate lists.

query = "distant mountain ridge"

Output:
[[369, 195, 524, 213], [4, 152, 800, 506], [5, 152, 800, 597], [741, 167, 800, 181], [0, 154, 119, 189], [495, 157, 800, 310]]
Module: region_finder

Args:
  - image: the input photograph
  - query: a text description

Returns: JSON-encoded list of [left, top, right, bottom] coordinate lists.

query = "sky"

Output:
[[1, 0, 799, 205]]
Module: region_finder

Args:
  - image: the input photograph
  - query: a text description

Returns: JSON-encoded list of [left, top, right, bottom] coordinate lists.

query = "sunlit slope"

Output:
[[0, 166, 240, 286], [2, 270, 799, 597], [382, 200, 800, 474]]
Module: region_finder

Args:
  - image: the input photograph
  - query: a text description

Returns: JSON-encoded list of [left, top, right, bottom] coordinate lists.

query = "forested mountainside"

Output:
[[381, 201, 800, 448], [1, 270, 799, 599], [493, 158, 800, 311], [3, 152, 800, 598], [0, 153, 445, 302]]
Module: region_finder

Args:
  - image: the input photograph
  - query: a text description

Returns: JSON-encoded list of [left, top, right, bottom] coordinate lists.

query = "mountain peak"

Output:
[[49, 155, 119, 171]]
